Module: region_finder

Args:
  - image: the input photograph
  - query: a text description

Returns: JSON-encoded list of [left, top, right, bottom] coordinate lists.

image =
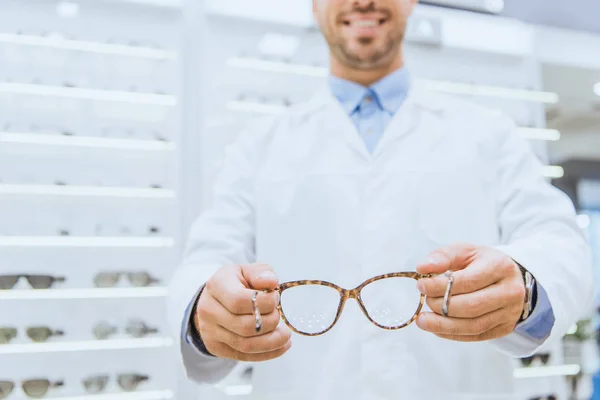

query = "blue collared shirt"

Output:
[[328, 67, 555, 341]]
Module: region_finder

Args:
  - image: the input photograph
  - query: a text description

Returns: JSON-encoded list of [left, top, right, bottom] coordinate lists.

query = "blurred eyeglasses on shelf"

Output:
[[0, 275, 66, 290], [93, 272, 160, 288], [275, 272, 433, 336], [0, 379, 64, 399], [0, 327, 64, 344], [82, 374, 149, 393], [93, 320, 159, 340], [528, 395, 557, 400], [520, 353, 551, 367]]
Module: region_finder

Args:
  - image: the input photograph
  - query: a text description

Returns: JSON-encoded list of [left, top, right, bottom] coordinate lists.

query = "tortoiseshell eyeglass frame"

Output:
[[274, 272, 435, 337]]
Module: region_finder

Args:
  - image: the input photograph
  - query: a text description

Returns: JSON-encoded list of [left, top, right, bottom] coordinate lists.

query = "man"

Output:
[[168, 0, 594, 399]]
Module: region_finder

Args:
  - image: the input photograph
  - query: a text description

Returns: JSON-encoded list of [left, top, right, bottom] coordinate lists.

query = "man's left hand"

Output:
[[415, 244, 526, 342]]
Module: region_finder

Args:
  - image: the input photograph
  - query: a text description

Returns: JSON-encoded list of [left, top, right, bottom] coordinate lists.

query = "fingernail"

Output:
[[258, 271, 277, 280], [416, 281, 426, 294], [417, 314, 428, 330], [428, 253, 445, 265]]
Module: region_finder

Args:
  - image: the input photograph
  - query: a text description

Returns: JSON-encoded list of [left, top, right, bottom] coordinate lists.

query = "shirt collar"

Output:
[[328, 67, 410, 115]]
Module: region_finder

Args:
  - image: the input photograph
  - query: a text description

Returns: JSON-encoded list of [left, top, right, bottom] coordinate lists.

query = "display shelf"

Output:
[[0, 237, 175, 248], [0, 337, 173, 354], [9, 390, 174, 400], [0, 184, 176, 199], [0, 287, 168, 300], [0, 33, 177, 60], [227, 100, 287, 115], [517, 127, 561, 141], [0, 132, 176, 151], [542, 166, 565, 179], [0, 83, 177, 106], [514, 364, 581, 379]]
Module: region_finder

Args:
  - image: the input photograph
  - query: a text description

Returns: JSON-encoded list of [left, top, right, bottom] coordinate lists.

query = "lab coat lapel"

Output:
[[307, 87, 372, 163]]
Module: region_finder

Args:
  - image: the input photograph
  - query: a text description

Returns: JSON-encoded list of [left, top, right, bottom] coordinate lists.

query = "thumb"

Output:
[[241, 263, 279, 291], [416, 243, 477, 275]]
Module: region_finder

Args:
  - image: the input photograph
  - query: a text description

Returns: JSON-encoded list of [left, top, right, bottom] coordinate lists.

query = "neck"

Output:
[[330, 52, 404, 87]]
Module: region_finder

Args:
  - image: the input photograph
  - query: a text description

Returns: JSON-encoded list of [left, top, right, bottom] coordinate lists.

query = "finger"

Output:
[[416, 309, 506, 336], [206, 338, 292, 362], [208, 269, 279, 315], [434, 323, 515, 342], [211, 324, 292, 354], [426, 282, 509, 318], [417, 255, 513, 298], [416, 243, 477, 275], [197, 293, 281, 337], [241, 263, 280, 291]]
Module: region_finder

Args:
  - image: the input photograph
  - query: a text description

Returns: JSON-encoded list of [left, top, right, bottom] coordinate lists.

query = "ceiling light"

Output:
[[517, 127, 561, 141]]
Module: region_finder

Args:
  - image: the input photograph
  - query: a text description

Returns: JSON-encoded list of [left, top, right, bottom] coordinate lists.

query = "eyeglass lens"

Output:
[[0, 381, 14, 399], [94, 272, 158, 288], [0, 275, 65, 290], [125, 320, 158, 338], [0, 328, 18, 344], [117, 374, 149, 391], [22, 379, 63, 398], [83, 376, 109, 394], [0, 276, 20, 290], [93, 322, 117, 340], [26, 327, 64, 343]]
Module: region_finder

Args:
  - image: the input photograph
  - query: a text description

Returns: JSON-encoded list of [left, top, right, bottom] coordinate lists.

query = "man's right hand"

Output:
[[194, 264, 292, 362]]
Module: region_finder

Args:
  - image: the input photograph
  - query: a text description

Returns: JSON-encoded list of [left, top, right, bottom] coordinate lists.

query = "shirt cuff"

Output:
[[181, 284, 215, 358], [514, 281, 555, 341]]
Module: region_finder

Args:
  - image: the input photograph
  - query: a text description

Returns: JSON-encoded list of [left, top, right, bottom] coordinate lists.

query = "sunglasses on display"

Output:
[[520, 353, 551, 367], [0, 327, 64, 344], [93, 272, 160, 288], [0, 275, 66, 290], [0, 379, 63, 399], [272, 272, 434, 336], [529, 395, 557, 400], [82, 374, 149, 393], [92, 320, 159, 340]]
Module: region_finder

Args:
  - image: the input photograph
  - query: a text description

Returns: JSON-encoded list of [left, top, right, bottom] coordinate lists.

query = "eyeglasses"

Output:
[[520, 353, 551, 367], [92, 320, 159, 340], [82, 374, 149, 393], [0, 275, 66, 290], [93, 272, 159, 288], [0, 379, 64, 399], [0, 327, 64, 344], [275, 272, 434, 336], [529, 395, 557, 400]]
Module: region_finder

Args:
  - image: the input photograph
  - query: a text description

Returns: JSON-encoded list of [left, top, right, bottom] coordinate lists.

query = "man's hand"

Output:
[[415, 244, 526, 342], [194, 264, 292, 361]]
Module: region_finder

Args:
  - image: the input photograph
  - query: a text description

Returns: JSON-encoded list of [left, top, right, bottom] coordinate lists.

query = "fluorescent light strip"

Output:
[[227, 100, 287, 115], [517, 127, 561, 141], [0, 33, 176, 60], [0, 132, 176, 151], [6, 390, 174, 400], [0, 337, 173, 355], [0, 236, 174, 247], [542, 165, 565, 179], [514, 364, 581, 379], [0, 184, 176, 199], [228, 57, 559, 103], [227, 57, 327, 78], [0, 83, 176, 106], [0, 287, 168, 300]]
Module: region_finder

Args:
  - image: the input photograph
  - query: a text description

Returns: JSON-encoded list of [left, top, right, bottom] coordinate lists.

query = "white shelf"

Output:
[[0, 184, 176, 199], [227, 100, 287, 115], [0, 337, 173, 354], [0, 236, 175, 248], [9, 390, 174, 400], [0, 33, 177, 60], [541, 165, 564, 179], [0, 132, 176, 151], [0, 287, 168, 300], [0, 83, 177, 106], [517, 127, 561, 141], [514, 364, 581, 379]]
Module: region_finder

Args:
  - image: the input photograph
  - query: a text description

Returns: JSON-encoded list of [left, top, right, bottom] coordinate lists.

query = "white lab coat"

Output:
[[168, 81, 594, 400]]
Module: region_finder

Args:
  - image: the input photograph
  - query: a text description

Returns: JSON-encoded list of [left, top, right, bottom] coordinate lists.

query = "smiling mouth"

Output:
[[342, 18, 388, 27]]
